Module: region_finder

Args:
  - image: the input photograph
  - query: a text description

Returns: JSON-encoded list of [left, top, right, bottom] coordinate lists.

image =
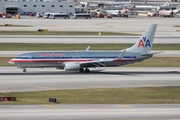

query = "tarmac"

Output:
[[1, 104, 180, 120], [0, 17, 180, 36], [0, 67, 179, 92]]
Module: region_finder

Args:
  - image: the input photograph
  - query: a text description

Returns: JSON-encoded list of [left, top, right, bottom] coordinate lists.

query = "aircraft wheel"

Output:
[[79, 68, 84, 73], [85, 68, 90, 73], [23, 69, 26, 73]]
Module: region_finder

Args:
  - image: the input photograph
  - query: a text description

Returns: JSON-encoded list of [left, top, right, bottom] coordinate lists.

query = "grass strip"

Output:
[[1, 57, 180, 67], [0, 25, 32, 27], [174, 25, 180, 27], [0, 43, 180, 50], [0, 87, 180, 105], [0, 31, 138, 35]]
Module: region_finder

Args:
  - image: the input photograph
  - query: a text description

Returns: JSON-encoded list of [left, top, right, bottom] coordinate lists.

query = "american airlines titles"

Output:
[[39, 53, 64, 57]]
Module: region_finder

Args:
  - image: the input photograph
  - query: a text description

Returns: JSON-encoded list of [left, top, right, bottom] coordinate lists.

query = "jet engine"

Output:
[[63, 63, 80, 71]]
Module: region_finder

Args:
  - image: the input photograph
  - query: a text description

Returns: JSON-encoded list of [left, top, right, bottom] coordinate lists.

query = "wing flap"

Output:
[[80, 59, 113, 67], [79, 50, 127, 67]]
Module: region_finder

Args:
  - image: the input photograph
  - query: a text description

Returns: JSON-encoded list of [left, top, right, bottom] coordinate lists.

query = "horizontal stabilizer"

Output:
[[141, 51, 162, 56]]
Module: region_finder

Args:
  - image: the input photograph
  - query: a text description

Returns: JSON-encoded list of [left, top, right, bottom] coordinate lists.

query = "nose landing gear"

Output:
[[79, 68, 84, 73], [23, 69, 26, 73]]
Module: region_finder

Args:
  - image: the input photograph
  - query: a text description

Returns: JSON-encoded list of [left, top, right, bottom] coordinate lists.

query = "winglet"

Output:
[[116, 50, 126, 60], [86, 46, 90, 52]]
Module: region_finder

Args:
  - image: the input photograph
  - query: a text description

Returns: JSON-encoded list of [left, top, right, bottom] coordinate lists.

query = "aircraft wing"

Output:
[[80, 59, 113, 67], [79, 50, 126, 67]]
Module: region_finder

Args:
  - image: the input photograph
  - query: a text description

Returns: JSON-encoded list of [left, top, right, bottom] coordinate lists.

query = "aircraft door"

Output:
[[28, 54, 33, 66], [131, 53, 133, 58], [74, 52, 81, 61]]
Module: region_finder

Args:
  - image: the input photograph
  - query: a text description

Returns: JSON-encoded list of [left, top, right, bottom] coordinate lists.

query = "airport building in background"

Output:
[[0, 0, 75, 15]]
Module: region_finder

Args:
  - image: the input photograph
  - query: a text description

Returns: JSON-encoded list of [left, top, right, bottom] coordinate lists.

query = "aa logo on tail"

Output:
[[138, 36, 151, 47]]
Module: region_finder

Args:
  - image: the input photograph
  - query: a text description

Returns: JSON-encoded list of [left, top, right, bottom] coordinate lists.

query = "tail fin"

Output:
[[163, 2, 170, 6], [126, 24, 157, 53]]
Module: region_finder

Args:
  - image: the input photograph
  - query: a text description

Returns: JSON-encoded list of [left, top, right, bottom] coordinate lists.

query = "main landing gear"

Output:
[[85, 68, 90, 73], [23, 68, 26, 73], [79, 68, 90, 73]]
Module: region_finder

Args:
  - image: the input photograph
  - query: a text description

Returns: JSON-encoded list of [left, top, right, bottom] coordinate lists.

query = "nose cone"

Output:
[[9, 59, 14, 65]]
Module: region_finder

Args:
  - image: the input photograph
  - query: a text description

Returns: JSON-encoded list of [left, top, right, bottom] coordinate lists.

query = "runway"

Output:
[[0, 67, 179, 92], [0, 104, 180, 120], [1, 50, 180, 57], [0, 36, 180, 43]]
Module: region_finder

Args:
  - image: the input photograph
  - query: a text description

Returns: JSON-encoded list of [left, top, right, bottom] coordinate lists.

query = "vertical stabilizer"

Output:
[[126, 24, 157, 53]]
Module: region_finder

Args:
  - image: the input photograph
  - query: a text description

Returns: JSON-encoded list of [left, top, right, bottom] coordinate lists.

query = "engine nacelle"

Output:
[[64, 63, 80, 71]]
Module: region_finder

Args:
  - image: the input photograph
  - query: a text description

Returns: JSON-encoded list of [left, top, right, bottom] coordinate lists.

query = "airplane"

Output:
[[105, 9, 121, 16], [133, 2, 171, 11], [104, 0, 134, 5], [158, 5, 180, 17], [105, 7, 128, 16], [9, 24, 157, 73], [158, 9, 174, 17]]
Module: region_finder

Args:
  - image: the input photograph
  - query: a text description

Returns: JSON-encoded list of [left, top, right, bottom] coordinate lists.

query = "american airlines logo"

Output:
[[138, 36, 151, 48]]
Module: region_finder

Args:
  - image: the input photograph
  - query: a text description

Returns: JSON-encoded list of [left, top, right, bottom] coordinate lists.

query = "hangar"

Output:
[[0, 0, 75, 15]]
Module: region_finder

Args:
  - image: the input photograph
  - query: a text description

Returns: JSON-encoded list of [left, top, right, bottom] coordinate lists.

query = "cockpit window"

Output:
[[15, 54, 31, 59]]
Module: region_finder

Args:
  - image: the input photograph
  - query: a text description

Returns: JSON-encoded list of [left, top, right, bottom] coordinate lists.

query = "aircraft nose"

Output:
[[9, 59, 14, 64]]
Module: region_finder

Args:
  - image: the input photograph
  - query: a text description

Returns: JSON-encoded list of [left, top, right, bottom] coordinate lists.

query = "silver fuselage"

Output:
[[9, 51, 151, 68]]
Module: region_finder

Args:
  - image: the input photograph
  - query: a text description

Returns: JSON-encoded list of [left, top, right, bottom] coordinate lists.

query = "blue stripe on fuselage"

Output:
[[16, 56, 136, 59], [15, 51, 139, 59]]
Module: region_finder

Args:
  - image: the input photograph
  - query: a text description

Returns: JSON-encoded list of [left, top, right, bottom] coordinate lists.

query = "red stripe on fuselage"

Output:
[[9, 59, 92, 63], [113, 60, 133, 62], [9, 59, 133, 63]]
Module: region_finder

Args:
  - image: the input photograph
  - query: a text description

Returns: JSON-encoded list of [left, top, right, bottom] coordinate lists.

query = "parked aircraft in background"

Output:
[[104, 0, 134, 5], [105, 9, 121, 16], [9, 24, 157, 73], [105, 7, 128, 16], [134, 2, 170, 11], [158, 5, 180, 17], [158, 9, 174, 17]]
